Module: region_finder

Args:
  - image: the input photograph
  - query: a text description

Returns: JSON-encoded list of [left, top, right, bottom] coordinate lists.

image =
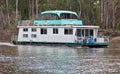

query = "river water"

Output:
[[0, 43, 120, 74]]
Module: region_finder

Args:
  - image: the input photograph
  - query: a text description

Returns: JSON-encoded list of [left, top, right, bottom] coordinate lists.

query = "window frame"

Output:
[[41, 28, 47, 34], [23, 28, 28, 32], [53, 28, 58, 34], [23, 34, 28, 38], [90, 29, 94, 36], [31, 34, 37, 38], [64, 28, 73, 35], [31, 28, 37, 32]]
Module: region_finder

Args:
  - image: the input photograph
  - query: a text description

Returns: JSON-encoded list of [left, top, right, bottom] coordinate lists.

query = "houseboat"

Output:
[[12, 10, 109, 47]]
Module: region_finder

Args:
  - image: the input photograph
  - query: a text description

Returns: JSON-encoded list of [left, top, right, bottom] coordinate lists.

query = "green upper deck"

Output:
[[34, 10, 82, 26]]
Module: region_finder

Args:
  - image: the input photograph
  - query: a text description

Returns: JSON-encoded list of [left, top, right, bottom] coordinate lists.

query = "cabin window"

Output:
[[23, 28, 28, 32], [61, 13, 77, 19], [31, 34, 37, 38], [64, 28, 73, 35], [90, 29, 93, 36], [76, 29, 82, 36], [41, 28, 47, 34], [41, 14, 59, 20], [31, 28, 37, 32], [76, 29, 94, 37], [85, 29, 89, 37], [82, 29, 84, 37], [53, 28, 58, 34], [23, 34, 28, 38]]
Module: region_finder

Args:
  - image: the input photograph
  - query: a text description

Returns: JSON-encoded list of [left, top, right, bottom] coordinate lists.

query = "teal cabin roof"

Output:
[[40, 10, 78, 17], [34, 20, 82, 26]]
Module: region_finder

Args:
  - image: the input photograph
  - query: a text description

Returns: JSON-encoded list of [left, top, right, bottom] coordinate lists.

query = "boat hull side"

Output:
[[12, 40, 109, 48]]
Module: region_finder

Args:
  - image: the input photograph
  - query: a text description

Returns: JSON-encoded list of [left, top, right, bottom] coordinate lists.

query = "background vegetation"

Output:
[[0, 0, 120, 32]]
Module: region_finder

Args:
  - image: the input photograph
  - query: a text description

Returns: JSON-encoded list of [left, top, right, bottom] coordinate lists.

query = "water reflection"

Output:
[[0, 45, 120, 74]]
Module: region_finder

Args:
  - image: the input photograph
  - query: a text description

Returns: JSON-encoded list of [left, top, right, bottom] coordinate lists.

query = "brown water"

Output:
[[0, 43, 120, 74]]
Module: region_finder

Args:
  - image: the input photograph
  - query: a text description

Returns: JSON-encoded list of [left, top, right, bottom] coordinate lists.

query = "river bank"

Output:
[[0, 29, 17, 42], [109, 36, 120, 48]]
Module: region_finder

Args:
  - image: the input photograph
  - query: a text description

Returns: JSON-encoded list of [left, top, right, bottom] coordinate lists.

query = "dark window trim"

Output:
[[31, 28, 37, 32], [23, 28, 28, 32], [31, 34, 37, 38], [23, 34, 28, 38], [41, 28, 47, 34], [53, 28, 58, 34], [64, 28, 73, 35]]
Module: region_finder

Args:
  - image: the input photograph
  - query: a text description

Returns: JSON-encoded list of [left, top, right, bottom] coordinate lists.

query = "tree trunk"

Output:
[[47, 0, 50, 9], [112, 0, 116, 32], [66, 0, 69, 10], [16, 0, 18, 22], [28, 0, 31, 19], [105, 1, 109, 29], [36, 0, 38, 19], [32, 0, 35, 18], [77, 0, 82, 18], [28, 0, 35, 19], [6, 0, 10, 26], [1, 11, 6, 28], [100, 0, 104, 28]]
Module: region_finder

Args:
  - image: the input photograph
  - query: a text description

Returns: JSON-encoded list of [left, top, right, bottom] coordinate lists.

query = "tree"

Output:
[[16, 0, 18, 24], [6, 0, 10, 26], [112, 0, 120, 32], [0, 0, 120, 31], [35, 0, 38, 19]]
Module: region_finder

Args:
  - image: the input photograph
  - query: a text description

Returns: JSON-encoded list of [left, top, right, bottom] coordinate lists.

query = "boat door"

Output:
[[75, 29, 83, 42], [75, 28, 94, 42]]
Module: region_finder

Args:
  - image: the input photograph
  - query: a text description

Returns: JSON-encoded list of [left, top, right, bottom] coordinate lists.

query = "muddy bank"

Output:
[[0, 29, 17, 42], [109, 36, 120, 48]]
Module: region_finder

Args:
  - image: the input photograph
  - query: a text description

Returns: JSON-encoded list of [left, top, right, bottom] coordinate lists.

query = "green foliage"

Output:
[[18, 0, 29, 19], [117, 20, 120, 31], [0, 0, 120, 31]]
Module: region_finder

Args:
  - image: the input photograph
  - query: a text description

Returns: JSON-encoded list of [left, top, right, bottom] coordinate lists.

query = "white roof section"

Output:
[[17, 25, 99, 28], [40, 10, 78, 16]]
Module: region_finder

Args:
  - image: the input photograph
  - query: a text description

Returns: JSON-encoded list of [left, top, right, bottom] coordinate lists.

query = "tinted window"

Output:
[[53, 28, 58, 34], [41, 28, 47, 34], [23, 34, 28, 38], [23, 28, 28, 32], [31, 34, 37, 38], [64, 28, 73, 35], [32, 28, 37, 32]]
